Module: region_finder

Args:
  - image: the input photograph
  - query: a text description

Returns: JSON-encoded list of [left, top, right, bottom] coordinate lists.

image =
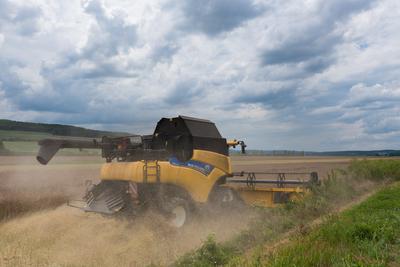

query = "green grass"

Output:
[[0, 131, 50, 155], [175, 235, 237, 267], [3, 141, 39, 154], [1, 141, 100, 156], [348, 158, 400, 181], [0, 130, 103, 156], [265, 183, 400, 267], [0, 119, 129, 138], [173, 159, 400, 267], [0, 130, 52, 141]]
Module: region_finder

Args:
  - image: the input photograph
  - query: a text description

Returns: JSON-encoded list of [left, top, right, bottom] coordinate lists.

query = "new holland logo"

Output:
[[169, 157, 214, 176]]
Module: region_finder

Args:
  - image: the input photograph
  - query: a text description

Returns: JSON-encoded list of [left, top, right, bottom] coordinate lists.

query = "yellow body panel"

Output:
[[225, 184, 306, 207], [100, 149, 229, 203], [99, 148, 309, 206], [191, 149, 232, 174]]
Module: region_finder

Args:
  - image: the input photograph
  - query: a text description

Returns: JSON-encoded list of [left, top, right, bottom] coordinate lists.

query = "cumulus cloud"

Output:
[[345, 83, 400, 108], [235, 87, 297, 109], [47, 0, 138, 79], [81, 0, 137, 59], [0, 1, 42, 36], [0, 0, 399, 150], [261, 0, 376, 74], [342, 83, 400, 134], [11, 0, 140, 115], [180, 0, 263, 36]]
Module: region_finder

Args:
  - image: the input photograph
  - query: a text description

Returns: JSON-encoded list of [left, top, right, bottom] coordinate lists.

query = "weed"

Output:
[[348, 159, 400, 181], [265, 183, 400, 267], [175, 235, 235, 267]]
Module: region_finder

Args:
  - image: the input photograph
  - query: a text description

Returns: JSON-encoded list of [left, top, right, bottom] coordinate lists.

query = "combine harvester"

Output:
[[37, 116, 319, 227]]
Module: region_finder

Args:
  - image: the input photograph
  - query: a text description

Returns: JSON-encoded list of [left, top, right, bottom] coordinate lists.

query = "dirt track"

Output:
[[0, 155, 365, 266]]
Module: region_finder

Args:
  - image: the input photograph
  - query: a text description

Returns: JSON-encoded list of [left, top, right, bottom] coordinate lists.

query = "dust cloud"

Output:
[[0, 203, 254, 266], [0, 155, 352, 266], [0, 155, 100, 201], [0, 155, 255, 266]]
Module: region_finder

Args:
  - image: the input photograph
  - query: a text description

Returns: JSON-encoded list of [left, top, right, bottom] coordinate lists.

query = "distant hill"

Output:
[[0, 119, 130, 139], [307, 150, 400, 157]]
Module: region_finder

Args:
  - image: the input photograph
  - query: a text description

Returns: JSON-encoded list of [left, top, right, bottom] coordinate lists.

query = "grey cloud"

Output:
[[13, 5, 42, 36], [362, 112, 400, 134], [165, 80, 204, 105], [235, 88, 297, 109], [11, 78, 94, 114], [181, 0, 263, 36], [0, 1, 42, 36], [0, 59, 88, 114], [0, 1, 12, 20], [318, 0, 376, 22], [303, 57, 335, 74], [0, 0, 136, 114], [335, 83, 400, 134], [1, 0, 399, 151], [23, 0, 140, 113], [262, 35, 339, 66], [66, 62, 137, 80], [343, 83, 400, 108], [0, 0, 140, 117], [16, 93, 87, 114], [81, 0, 137, 59], [150, 43, 179, 63], [0, 61, 29, 99], [261, 0, 376, 74]]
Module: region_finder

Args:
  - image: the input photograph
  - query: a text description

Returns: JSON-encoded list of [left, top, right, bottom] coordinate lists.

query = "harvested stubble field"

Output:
[[0, 155, 391, 266]]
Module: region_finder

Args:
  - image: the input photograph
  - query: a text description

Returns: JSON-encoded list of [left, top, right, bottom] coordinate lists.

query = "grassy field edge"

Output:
[[173, 159, 400, 267], [261, 182, 400, 266]]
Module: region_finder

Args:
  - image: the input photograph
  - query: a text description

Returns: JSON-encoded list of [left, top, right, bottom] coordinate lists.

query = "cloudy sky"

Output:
[[0, 0, 399, 151]]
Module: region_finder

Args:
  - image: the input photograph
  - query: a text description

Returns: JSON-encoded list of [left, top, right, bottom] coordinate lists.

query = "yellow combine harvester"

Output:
[[37, 116, 318, 227]]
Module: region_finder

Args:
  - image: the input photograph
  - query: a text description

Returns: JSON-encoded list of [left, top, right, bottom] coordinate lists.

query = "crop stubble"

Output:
[[0, 155, 356, 266]]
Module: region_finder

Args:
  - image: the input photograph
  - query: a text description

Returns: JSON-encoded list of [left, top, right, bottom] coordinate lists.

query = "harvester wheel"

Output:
[[209, 187, 244, 210], [162, 197, 190, 228]]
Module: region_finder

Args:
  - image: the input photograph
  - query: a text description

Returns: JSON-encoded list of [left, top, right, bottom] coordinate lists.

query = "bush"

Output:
[[175, 235, 235, 267]]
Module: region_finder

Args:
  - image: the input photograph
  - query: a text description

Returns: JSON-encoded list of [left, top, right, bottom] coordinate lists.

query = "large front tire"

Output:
[[209, 186, 244, 209], [162, 197, 190, 228]]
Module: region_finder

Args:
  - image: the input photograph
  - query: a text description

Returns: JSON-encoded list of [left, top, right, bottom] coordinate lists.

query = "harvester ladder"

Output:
[[143, 160, 160, 183]]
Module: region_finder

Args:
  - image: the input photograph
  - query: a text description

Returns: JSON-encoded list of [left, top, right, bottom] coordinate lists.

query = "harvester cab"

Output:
[[37, 116, 318, 227]]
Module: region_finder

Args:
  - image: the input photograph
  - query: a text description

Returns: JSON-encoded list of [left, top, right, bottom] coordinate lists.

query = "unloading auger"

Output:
[[37, 116, 319, 227]]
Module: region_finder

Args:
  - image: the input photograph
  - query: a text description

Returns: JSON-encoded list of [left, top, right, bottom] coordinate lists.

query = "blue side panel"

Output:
[[169, 157, 214, 176]]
